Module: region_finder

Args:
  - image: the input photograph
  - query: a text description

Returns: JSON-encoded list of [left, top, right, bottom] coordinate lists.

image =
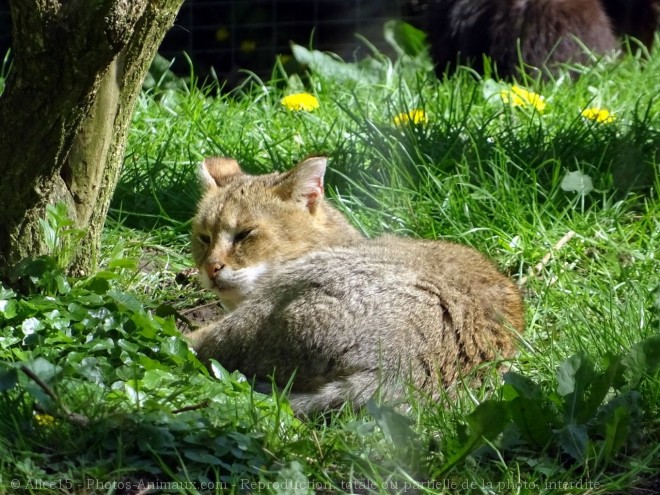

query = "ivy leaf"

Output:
[[108, 288, 142, 313], [383, 20, 428, 59], [561, 170, 593, 196], [21, 317, 44, 337], [20, 357, 63, 409], [210, 360, 231, 382], [160, 336, 190, 363], [0, 298, 18, 319], [0, 364, 18, 391], [291, 43, 382, 84], [183, 449, 226, 466]]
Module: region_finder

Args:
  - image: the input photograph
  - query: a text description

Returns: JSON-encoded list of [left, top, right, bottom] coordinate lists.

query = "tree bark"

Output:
[[0, 0, 184, 280]]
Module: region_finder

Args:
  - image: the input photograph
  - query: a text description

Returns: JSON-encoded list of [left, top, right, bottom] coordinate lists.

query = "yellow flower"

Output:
[[581, 107, 615, 124], [500, 86, 546, 113], [280, 93, 320, 112], [393, 109, 428, 127], [240, 40, 256, 53], [215, 27, 230, 42], [34, 413, 57, 427]]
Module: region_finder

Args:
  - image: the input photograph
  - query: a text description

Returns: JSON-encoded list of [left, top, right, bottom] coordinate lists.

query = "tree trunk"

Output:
[[0, 0, 184, 281]]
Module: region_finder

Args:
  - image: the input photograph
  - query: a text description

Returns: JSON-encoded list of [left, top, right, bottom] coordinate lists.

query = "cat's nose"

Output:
[[205, 262, 225, 280]]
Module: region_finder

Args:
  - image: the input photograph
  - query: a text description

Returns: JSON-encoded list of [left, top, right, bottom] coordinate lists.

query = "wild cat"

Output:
[[187, 156, 524, 415], [423, 0, 660, 78]]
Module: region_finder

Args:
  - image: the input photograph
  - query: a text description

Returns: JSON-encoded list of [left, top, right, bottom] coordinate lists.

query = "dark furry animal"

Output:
[[423, 0, 660, 78]]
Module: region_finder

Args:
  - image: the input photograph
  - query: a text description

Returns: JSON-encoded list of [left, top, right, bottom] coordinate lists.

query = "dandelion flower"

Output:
[[34, 413, 57, 427], [393, 109, 428, 127], [581, 107, 615, 124], [280, 93, 320, 112], [215, 27, 230, 42], [240, 40, 256, 53], [500, 86, 546, 113]]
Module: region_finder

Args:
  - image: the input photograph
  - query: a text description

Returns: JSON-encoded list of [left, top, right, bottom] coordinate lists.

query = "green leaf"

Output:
[[343, 419, 377, 436], [82, 275, 112, 294], [367, 399, 416, 446], [0, 299, 18, 319], [383, 20, 427, 59], [21, 317, 44, 337], [117, 339, 140, 354], [0, 364, 18, 391], [482, 79, 506, 104], [141, 369, 173, 389], [578, 357, 620, 424], [160, 336, 190, 362], [560, 170, 594, 196], [275, 461, 313, 495], [132, 312, 158, 339], [507, 396, 554, 447], [183, 449, 226, 465], [0, 287, 16, 299], [154, 303, 179, 319], [504, 371, 543, 400], [290, 43, 382, 83], [210, 360, 231, 381], [138, 355, 169, 372], [54, 275, 71, 294], [23, 357, 62, 382], [108, 289, 143, 313], [641, 335, 660, 373], [367, 399, 422, 469], [621, 335, 660, 388], [140, 423, 175, 451], [11, 256, 58, 279], [466, 400, 512, 442], [19, 357, 63, 408], [555, 424, 589, 462], [557, 352, 595, 423], [107, 258, 138, 270], [439, 400, 510, 476], [601, 405, 631, 462], [89, 338, 116, 352]]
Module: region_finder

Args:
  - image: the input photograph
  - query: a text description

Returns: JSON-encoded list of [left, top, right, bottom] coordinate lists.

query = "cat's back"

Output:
[[257, 235, 524, 339], [208, 235, 524, 397]]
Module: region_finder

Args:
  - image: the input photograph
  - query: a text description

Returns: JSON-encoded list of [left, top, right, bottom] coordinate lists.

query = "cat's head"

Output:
[[192, 156, 362, 311]]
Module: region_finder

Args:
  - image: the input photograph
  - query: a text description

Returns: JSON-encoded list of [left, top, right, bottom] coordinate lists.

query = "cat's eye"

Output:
[[197, 233, 211, 245], [233, 228, 253, 243]]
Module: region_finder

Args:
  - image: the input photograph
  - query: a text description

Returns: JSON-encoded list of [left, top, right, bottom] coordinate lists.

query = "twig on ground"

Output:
[[20, 365, 90, 427], [172, 400, 210, 414], [180, 300, 224, 315]]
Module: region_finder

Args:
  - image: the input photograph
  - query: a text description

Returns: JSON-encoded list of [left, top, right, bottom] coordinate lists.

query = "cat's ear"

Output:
[[276, 156, 327, 212], [199, 157, 242, 190]]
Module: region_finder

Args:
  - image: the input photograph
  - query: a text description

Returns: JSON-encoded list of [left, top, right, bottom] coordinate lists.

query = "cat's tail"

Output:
[[287, 370, 401, 416]]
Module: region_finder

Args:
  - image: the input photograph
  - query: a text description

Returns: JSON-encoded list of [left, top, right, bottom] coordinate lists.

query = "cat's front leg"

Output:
[[184, 323, 220, 351]]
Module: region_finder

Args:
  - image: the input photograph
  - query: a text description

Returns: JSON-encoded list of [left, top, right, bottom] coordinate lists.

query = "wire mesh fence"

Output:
[[0, 0, 423, 84], [158, 0, 421, 83]]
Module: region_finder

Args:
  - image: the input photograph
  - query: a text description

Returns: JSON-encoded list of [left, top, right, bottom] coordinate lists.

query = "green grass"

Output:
[[1, 39, 660, 494]]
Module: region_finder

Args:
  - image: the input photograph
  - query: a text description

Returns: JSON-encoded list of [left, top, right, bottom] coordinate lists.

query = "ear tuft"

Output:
[[288, 156, 327, 212], [199, 157, 242, 190]]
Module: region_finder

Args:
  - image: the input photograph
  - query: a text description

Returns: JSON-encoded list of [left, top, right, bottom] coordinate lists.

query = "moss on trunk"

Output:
[[0, 0, 184, 280]]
